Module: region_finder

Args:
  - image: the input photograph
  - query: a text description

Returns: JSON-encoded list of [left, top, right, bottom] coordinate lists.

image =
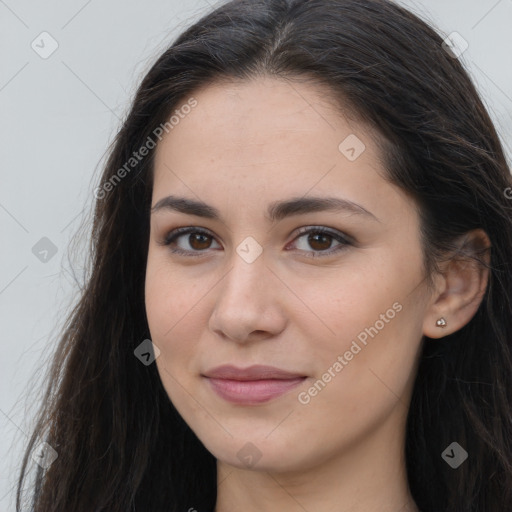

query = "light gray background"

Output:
[[1, 0, 511, 509]]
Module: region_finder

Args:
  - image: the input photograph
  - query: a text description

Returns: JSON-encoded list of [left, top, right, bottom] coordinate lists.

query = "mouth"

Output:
[[202, 364, 307, 405]]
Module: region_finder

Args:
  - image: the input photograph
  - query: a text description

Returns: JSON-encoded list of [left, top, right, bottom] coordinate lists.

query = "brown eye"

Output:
[[161, 227, 221, 256], [188, 233, 213, 250], [307, 232, 334, 251], [291, 227, 352, 258]]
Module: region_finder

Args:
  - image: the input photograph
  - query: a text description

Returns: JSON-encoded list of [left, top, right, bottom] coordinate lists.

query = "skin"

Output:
[[145, 76, 490, 512]]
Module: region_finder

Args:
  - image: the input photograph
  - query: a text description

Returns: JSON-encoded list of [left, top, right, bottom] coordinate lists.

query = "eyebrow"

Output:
[[150, 195, 380, 223]]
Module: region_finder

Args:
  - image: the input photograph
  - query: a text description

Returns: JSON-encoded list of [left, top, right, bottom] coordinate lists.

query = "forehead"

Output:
[[151, 77, 414, 225], [155, 77, 377, 176]]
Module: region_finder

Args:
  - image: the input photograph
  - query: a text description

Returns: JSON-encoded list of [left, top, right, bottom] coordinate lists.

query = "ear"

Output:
[[423, 229, 491, 339]]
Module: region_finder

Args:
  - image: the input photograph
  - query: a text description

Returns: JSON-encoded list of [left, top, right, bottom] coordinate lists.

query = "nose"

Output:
[[208, 246, 287, 344]]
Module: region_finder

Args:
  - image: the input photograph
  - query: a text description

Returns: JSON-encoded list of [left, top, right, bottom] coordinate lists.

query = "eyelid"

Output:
[[159, 226, 217, 246], [292, 225, 354, 245]]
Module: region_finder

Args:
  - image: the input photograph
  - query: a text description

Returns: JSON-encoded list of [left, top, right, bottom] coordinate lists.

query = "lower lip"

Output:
[[205, 377, 306, 404]]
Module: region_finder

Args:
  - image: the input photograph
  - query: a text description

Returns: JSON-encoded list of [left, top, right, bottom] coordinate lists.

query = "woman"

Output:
[[16, 0, 512, 511]]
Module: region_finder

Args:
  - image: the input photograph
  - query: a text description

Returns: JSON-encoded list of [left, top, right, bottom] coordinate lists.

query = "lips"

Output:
[[202, 364, 307, 404], [203, 364, 305, 380]]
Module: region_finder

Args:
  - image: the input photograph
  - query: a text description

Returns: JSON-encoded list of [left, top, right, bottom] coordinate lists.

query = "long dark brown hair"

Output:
[[16, 0, 512, 510]]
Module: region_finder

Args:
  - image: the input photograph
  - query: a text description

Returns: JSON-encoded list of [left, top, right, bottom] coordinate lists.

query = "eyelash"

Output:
[[159, 226, 353, 258]]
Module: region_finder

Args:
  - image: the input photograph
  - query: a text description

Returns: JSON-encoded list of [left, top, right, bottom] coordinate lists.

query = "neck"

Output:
[[214, 408, 419, 512]]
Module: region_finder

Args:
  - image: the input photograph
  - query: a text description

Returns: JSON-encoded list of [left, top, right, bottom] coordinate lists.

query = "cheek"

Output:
[[293, 298, 420, 449], [285, 264, 395, 358], [145, 267, 202, 410], [294, 258, 423, 403], [145, 261, 189, 362], [145, 252, 196, 339]]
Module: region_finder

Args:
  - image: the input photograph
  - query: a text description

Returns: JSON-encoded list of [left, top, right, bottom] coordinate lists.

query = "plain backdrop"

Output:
[[1, 0, 511, 509]]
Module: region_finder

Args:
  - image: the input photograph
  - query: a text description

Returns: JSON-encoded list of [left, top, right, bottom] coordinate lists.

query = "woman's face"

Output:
[[145, 77, 433, 473]]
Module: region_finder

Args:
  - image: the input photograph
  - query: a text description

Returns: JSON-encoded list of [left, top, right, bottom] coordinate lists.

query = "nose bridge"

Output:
[[222, 238, 268, 304], [209, 238, 284, 342]]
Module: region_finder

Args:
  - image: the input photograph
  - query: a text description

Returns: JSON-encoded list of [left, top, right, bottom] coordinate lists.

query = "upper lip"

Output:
[[202, 364, 306, 381]]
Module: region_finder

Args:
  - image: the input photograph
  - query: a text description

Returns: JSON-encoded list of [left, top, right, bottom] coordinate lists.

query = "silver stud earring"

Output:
[[436, 317, 447, 328]]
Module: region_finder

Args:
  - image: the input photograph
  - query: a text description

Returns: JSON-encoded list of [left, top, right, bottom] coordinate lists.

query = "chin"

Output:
[[197, 429, 313, 473]]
